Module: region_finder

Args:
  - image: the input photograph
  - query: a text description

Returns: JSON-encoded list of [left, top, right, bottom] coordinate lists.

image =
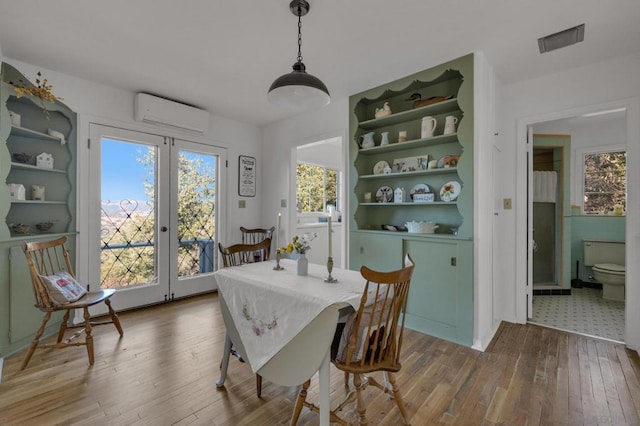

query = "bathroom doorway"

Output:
[[527, 109, 627, 343]]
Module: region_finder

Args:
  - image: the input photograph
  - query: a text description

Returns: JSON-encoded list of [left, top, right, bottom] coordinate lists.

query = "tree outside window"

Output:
[[583, 149, 626, 214], [296, 163, 338, 213]]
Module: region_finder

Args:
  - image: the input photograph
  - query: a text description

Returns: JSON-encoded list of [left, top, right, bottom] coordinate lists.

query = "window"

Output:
[[296, 162, 339, 213], [583, 148, 626, 214]]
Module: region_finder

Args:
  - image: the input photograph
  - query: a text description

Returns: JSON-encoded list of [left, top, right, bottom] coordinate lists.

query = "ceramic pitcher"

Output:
[[358, 132, 375, 149], [380, 132, 390, 145], [421, 116, 437, 138], [444, 116, 458, 135]]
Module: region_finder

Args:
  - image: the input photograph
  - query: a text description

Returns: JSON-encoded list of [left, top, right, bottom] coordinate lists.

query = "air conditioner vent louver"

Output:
[[134, 93, 209, 133], [538, 24, 585, 54]]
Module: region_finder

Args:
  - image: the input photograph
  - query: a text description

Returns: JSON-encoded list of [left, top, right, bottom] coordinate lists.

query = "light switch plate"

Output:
[[281, 199, 287, 208], [239, 200, 246, 208], [503, 198, 512, 209]]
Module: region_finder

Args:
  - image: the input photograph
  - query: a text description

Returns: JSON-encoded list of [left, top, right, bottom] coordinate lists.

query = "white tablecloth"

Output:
[[214, 259, 364, 372]]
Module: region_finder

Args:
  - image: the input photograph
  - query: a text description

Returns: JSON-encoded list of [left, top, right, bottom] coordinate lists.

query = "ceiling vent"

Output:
[[538, 24, 585, 53]]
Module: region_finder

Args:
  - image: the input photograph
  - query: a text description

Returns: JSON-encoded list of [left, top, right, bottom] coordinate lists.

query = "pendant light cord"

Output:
[[297, 6, 303, 63]]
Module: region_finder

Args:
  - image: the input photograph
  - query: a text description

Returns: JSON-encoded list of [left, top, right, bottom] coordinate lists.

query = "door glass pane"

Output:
[[177, 150, 216, 277], [100, 138, 157, 289]]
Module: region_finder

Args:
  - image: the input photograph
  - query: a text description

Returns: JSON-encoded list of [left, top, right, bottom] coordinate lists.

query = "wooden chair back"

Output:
[[23, 236, 75, 310], [240, 226, 275, 257], [240, 226, 275, 245], [334, 255, 415, 374], [218, 238, 272, 268]]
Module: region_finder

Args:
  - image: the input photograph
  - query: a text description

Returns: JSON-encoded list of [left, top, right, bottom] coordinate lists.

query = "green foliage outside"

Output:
[[296, 163, 337, 213], [101, 147, 215, 289], [583, 151, 626, 214]]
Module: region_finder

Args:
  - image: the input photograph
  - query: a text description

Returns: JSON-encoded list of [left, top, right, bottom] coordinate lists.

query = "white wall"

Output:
[[3, 57, 263, 276], [497, 52, 640, 350]]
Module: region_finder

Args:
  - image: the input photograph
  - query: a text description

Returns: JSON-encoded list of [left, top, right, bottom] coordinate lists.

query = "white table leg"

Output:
[[216, 334, 232, 388], [318, 347, 330, 426]]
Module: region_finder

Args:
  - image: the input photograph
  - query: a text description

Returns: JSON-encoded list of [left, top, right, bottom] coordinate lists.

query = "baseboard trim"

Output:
[[533, 288, 572, 295]]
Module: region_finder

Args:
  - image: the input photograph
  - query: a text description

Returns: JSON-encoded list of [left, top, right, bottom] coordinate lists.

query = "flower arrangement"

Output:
[[280, 232, 318, 255], [9, 71, 62, 118]]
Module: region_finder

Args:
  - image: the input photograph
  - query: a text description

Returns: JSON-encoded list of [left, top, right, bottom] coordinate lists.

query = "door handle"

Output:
[[161, 226, 168, 232]]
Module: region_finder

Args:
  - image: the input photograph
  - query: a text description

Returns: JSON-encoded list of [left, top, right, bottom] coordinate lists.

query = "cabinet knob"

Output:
[[161, 226, 168, 232]]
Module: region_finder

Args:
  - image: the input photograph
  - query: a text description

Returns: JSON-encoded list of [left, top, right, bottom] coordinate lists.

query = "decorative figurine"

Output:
[[36, 152, 54, 169], [374, 101, 392, 118]]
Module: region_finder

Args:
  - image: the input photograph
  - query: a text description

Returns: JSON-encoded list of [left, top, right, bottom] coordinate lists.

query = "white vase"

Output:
[[297, 253, 308, 276]]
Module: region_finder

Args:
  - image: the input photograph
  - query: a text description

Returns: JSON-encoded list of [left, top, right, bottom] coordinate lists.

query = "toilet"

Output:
[[583, 240, 626, 302]]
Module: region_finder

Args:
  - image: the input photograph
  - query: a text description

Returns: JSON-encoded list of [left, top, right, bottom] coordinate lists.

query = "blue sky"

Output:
[[101, 138, 216, 202], [101, 138, 151, 201]]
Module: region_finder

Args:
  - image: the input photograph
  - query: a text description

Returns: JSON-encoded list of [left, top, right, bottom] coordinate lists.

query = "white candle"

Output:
[[277, 213, 281, 251], [327, 216, 332, 258]]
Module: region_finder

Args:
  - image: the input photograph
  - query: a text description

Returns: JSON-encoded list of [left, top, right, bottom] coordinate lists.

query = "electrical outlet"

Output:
[[503, 198, 512, 210], [238, 200, 246, 208]]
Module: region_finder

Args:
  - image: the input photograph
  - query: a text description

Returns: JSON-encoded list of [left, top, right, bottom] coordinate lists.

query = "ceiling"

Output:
[[1, 1, 639, 127]]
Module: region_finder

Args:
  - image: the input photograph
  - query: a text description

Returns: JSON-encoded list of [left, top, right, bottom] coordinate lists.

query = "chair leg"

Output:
[[256, 374, 263, 398], [353, 374, 368, 425], [289, 379, 310, 426], [387, 372, 410, 425], [21, 312, 52, 370], [57, 310, 70, 343], [344, 371, 350, 388], [105, 299, 123, 336], [83, 307, 95, 365]]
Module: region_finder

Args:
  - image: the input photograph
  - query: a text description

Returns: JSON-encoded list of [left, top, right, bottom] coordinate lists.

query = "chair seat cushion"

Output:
[[39, 270, 87, 305]]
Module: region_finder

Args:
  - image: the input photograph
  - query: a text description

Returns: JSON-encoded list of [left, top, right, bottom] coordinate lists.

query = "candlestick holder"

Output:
[[273, 249, 284, 271], [324, 256, 338, 283]]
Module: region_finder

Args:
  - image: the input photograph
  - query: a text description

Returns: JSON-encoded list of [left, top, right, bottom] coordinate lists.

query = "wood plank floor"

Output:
[[1, 293, 640, 425]]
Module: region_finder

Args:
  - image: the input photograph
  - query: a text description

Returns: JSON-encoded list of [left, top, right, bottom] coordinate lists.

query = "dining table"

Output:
[[213, 258, 366, 426]]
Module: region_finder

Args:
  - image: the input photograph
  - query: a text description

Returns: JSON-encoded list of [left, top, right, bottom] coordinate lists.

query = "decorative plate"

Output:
[[437, 155, 460, 169], [409, 183, 431, 201], [440, 181, 461, 202], [373, 160, 390, 175], [392, 155, 429, 173], [376, 186, 393, 203]]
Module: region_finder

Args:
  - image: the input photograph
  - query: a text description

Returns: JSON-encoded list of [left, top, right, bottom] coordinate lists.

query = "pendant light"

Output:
[[267, 0, 330, 109]]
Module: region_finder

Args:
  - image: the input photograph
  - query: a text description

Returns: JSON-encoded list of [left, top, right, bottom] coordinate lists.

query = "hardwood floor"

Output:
[[1, 293, 640, 425]]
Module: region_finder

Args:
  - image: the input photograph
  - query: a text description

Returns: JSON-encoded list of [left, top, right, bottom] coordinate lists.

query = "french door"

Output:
[[88, 124, 225, 311]]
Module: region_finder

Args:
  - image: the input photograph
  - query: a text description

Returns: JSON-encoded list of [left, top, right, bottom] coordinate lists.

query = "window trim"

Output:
[[296, 161, 341, 214], [578, 144, 626, 215]]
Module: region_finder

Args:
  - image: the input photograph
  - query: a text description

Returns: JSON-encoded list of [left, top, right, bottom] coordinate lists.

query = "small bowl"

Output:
[[12, 153, 32, 164], [12, 224, 30, 234], [36, 222, 54, 232]]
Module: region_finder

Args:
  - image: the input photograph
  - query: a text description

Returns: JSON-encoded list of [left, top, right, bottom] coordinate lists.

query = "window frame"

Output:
[[295, 161, 341, 214], [579, 144, 626, 215]]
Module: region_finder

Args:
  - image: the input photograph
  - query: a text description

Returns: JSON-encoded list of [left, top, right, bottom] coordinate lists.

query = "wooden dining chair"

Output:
[[290, 254, 415, 425], [218, 237, 271, 267], [240, 226, 275, 260], [217, 237, 272, 398], [21, 236, 124, 370]]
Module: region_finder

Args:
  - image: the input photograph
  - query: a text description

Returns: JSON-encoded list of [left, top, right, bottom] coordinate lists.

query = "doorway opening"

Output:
[[291, 136, 345, 268], [526, 109, 627, 342]]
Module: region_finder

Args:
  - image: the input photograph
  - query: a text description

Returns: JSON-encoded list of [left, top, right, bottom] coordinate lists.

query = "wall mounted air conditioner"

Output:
[[134, 93, 209, 133]]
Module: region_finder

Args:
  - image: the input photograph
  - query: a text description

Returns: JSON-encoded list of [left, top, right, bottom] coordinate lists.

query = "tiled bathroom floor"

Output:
[[529, 287, 625, 342]]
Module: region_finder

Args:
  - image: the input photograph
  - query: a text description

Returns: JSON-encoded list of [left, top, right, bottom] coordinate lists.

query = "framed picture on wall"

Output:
[[238, 155, 256, 197]]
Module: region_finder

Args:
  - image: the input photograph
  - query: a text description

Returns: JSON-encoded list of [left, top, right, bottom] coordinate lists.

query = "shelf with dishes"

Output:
[[10, 200, 68, 205], [358, 98, 459, 130], [357, 133, 458, 155], [359, 201, 455, 206], [360, 167, 457, 180], [10, 124, 64, 142], [10, 162, 67, 174]]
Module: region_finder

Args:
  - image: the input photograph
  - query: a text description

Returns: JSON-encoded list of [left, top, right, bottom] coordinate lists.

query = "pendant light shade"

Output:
[[268, 0, 330, 109]]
